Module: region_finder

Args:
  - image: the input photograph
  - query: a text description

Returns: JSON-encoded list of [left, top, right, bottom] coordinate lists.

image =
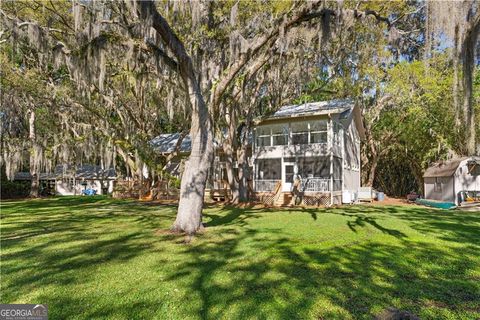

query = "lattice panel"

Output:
[[302, 194, 331, 206], [253, 193, 275, 206]]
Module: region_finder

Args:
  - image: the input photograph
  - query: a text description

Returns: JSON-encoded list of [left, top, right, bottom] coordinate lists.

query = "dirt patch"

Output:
[[367, 197, 413, 207], [154, 228, 179, 236], [375, 307, 419, 320], [138, 197, 416, 209]]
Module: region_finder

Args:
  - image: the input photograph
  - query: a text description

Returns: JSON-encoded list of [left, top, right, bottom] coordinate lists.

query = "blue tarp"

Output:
[[82, 189, 97, 196]]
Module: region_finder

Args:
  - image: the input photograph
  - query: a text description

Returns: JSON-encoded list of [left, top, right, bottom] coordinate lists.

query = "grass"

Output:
[[1, 196, 479, 319]]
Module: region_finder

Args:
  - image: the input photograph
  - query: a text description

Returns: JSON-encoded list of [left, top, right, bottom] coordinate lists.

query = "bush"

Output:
[[1, 180, 30, 199]]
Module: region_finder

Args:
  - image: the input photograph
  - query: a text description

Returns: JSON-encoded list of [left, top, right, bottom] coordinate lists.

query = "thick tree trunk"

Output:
[[366, 155, 378, 188], [363, 121, 378, 188], [224, 107, 239, 203], [408, 160, 424, 195], [462, 40, 477, 155], [138, 1, 214, 234], [461, 14, 479, 155], [138, 3, 213, 234], [28, 109, 39, 198], [173, 78, 213, 234], [237, 143, 248, 202], [224, 149, 239, 203]]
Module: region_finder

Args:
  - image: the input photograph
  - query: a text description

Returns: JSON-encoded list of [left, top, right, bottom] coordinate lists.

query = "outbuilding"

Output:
[[14, 164, 116, 196], [423, 156, 480, 205]]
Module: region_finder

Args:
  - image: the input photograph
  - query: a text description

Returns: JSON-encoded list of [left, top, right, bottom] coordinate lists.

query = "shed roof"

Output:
[[423, 157, 467, 178]]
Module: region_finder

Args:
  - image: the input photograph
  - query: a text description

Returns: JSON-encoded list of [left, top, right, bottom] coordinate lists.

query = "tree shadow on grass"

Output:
[[2, 200, 479, 319], [203, 207, 265, 227], [1, 197, 176, 246], [161, 205, 480, 319], [165, 223, 480, 319]]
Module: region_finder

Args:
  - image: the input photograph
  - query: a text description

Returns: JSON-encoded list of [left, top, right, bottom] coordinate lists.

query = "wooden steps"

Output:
[[274, 193, 293, 206]]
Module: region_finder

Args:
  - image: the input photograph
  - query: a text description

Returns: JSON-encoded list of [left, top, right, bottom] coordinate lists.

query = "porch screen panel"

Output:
[[297, 157, 329, 178], [333, 156, 343, 191], [332, 122, 342, 146], [291, 122, 309, 145], [256, 126, 271, 147], [310, 120, 328, 144], [256, 159, 281, 180], [271, 124, 288, 146]]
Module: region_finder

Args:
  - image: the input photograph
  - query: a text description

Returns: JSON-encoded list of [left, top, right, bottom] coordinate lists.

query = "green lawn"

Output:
[[1, 197, 479, 319]]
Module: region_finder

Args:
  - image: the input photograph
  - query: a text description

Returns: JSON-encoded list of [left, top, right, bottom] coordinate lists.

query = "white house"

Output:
[[252, 99, 365, 206], [424, 156, 480, 205], [14, 164, 116, 196]]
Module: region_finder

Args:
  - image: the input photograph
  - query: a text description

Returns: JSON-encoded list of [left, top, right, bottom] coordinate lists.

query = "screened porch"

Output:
[[254, 156, 342, 193]]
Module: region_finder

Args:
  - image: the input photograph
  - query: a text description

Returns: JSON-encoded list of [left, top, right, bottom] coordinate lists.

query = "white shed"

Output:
[[423, 156, 480, 205]]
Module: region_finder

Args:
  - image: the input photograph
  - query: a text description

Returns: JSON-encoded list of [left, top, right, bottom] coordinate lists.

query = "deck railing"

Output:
[[300, 178, 330, 192], [255, 179, 281, 192]]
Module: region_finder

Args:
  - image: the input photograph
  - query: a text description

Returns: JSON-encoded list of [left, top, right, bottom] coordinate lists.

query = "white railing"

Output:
[[255, 179, 280, 192], [212, 180, 228, 190], [300, 178, 330, 192]]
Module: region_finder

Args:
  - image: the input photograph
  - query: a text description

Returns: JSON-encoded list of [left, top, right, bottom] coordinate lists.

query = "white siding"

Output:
[[343, 169, 360, 192], [424, 177, 455, 203], [55, 179, 114, 195], [340, 111, 361, 195], [453, 158, 480, 204]]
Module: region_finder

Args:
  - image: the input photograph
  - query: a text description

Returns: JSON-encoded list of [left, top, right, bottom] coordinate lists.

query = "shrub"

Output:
[[1, 180, 30, 199]]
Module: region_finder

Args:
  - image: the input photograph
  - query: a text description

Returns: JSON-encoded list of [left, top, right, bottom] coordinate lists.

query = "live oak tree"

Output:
[[133, 0, 417, 233], [1, 1, 188, 191], [1, 0, 416, 233], [2, 0, 475, 236]]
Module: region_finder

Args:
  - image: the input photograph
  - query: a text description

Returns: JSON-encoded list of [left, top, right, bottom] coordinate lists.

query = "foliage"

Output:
[[362, 56, 464, 193], [1, 197, 479, 319], [0, 180, 30, 199], [1, 0, 478, 201]]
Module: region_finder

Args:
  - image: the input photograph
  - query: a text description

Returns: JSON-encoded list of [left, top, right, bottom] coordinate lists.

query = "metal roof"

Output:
[[73, 165, 116, 179], [14, 165, 116, 181], [150, 133, 225, 154], [150, 133, 192, 154], [264, 98, 354, 121], [150, 99, 358, 153]]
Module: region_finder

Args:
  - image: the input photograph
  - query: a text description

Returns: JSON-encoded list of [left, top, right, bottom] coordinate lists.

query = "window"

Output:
[[256, 126, 271, 147], [434, 178, 442, 192], [291, 122, 309, 145], [310, 121, 328, 144], [271, 124, 288, 146], [467, 161, 480, 175]]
